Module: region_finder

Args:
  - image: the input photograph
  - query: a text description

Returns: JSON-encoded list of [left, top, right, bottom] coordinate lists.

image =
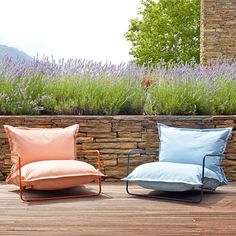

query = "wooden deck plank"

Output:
[[0, 182, 235, 236]]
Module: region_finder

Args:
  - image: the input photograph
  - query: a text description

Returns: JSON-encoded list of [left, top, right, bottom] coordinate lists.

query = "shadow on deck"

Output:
[[0, 182, 236, 235]]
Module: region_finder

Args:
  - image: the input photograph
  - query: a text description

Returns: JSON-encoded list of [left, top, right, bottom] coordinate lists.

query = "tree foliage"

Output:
[[125, 0, 200, 66]]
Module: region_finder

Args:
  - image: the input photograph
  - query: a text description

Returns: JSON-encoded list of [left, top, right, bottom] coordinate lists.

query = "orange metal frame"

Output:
[[9, 150, 102, 202]]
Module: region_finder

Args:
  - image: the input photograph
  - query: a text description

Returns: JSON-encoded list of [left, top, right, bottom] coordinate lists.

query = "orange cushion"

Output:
[[7, 160, 104, 190], [4, 124, 79, 166]]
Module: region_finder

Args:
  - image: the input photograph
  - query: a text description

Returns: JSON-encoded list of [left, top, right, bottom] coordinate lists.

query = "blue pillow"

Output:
[[123, 162, 226, 192], [158, 123, 232, 182]]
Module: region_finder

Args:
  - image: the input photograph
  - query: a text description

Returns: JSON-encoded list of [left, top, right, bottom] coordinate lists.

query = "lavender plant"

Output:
[[145, 61, 236, 115], [0, 56, 235, 115], [0, 56, 146, 115]]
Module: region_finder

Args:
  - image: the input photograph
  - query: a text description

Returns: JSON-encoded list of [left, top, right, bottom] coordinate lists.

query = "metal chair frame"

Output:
[[9, 150, 102, 202], [126, 149, 224, 203]]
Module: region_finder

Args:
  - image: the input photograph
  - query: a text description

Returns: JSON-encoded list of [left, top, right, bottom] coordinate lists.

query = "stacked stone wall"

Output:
[[200, 0, 236, 64], [0, 116, 235, 181]]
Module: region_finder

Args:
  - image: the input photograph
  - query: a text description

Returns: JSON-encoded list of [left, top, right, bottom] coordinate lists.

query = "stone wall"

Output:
[[200, 0, 236, 64], [0, 115, 235, 181]]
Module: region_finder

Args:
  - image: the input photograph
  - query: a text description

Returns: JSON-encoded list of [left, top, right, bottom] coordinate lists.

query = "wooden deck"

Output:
[[0, 182, 236, 236]]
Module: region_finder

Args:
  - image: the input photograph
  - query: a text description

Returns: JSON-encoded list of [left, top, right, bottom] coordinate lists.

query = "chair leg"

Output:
[[126, 181, 203, 203], [19, 178, 102, 202]]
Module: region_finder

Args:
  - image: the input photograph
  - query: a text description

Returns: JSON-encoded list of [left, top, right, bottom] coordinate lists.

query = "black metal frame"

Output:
[[125, 149, 224, 203]]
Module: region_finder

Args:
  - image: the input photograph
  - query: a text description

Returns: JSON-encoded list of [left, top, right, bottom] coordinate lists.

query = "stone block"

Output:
[[87, 132, 117, 138], [77, 137, 94, 143], [117, 132, 141, 138], [80, 127, 111, 133]]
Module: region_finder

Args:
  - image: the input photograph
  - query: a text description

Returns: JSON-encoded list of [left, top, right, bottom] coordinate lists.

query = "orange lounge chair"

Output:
[[4, 124, 103, 202]]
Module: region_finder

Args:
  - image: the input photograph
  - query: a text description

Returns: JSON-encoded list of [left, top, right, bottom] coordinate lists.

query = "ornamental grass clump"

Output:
[[0, 56, 235, 115]]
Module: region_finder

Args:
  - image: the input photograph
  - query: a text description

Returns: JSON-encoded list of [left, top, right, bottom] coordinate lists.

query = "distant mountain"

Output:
[[0, 44, 32, 62]]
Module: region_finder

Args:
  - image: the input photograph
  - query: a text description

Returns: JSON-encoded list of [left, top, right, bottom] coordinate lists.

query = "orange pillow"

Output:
[[8, 160, 104, 190], [4, 124, 79, 167]]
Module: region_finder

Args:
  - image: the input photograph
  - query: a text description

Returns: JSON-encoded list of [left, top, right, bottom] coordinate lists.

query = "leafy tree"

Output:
[[125, 0, 200, 66]]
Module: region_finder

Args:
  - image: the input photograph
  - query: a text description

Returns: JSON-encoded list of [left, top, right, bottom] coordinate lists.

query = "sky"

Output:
[[0, 0, 141, 64]]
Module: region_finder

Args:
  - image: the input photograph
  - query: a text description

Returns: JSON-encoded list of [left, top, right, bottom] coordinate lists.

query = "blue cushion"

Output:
[[158, 123, 232, 183], [123, 162, 225, 192]]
